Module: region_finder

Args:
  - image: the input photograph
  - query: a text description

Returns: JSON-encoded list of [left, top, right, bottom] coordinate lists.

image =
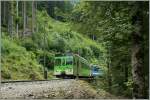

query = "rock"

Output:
[[28, 94, 34, 97], [8, 87, 12, 89]]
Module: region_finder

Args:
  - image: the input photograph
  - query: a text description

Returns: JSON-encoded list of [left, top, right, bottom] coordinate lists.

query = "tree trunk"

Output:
[[32, 1, 35, 33], [22, 1, 24, 17], [9, 2, 14, 38], [132, 32, 145, 98], [107, 46, 112, 92], [124, 64, 128, 82], [131, 3, 145, 98], [47, 1, 55, 18], [1, 1, 4, 25], [11, 2, 14, 38], [16, 1, 18, 38], [7, 2, 10, 34], [3, 1, 6, 25], [35, 1, 38, 32], [23, 1, 26, 34], [107, 60, 112, 92], [5, 1, 9, 28]]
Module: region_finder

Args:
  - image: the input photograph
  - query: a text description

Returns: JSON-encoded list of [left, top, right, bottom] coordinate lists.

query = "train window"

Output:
[[55, 59, 61, 66], [66, 59, 73, 65], [93, 67, 99, 71]]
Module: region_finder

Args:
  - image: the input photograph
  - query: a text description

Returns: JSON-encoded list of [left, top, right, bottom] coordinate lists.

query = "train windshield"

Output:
[[66, 58, 73, 65], [55, 59, 61, 66], [93, 67, 99, 71]]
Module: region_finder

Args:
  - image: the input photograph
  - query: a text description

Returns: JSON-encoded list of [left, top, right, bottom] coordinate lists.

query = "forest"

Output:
[[1, 1, 149, 99]]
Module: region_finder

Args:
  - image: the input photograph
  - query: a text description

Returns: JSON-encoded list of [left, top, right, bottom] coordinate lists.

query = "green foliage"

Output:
[[70, 1, 148, 98], [34, 10, 106, 63], [21, 38, 38, 51], [2, 9, 106, 80], [34, 49, 55, 70], [1, 1, 148, 98], [1, 36, 43, 80]]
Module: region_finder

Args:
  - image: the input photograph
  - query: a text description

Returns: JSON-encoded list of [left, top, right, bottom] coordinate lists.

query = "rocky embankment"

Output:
[[0, 79, 117, 99]]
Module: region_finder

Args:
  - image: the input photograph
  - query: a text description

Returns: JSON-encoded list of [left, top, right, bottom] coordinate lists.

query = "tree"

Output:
[[70, 1, 148, 98], [131, 2, 148, 98], [7, 1, 15, 38], [32, 1, 35, 33], [35, 1, 38, 32], [2, 1, 6, 26], [16, 0, 19, 38], [23, 1, 26, 33]]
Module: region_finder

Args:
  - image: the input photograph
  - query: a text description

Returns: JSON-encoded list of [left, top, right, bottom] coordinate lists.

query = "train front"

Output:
[[91, 65, 103, 77]]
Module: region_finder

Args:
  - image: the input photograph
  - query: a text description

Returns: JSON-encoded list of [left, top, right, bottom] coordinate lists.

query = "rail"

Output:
[[1, 78, 95, 83]]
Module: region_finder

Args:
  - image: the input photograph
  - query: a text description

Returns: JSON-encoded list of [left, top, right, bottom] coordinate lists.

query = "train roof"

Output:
[[55, 56, 73, 59]]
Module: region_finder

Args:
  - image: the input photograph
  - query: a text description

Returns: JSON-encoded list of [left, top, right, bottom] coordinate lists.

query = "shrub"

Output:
[[1, 37, 44, 80]]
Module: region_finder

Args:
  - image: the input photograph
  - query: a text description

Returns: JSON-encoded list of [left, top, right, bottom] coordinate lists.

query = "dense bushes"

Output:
[[33, 10, 106, 63], [1, 37, 43, 80]]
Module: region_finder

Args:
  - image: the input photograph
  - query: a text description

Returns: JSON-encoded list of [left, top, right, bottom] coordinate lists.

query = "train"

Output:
[[53, 54, 103, 78]]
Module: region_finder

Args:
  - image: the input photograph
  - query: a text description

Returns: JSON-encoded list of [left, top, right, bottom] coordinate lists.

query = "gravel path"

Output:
[[0, 79, 98, 99]]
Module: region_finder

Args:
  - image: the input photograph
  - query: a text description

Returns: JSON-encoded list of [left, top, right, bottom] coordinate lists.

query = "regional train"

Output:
[[53, 54, 103, 78]]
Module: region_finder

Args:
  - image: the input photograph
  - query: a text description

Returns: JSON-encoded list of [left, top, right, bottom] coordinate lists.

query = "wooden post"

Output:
[[43, 21, 47, 80], [76, 60, 79, 79]]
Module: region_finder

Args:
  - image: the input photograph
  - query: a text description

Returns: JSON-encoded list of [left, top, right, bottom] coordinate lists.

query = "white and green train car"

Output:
[[54, 54, 92, 78]]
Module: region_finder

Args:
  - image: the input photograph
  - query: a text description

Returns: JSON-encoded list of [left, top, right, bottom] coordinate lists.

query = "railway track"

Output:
[[1, 78, 95, 83], [1, 79, 60, 83]]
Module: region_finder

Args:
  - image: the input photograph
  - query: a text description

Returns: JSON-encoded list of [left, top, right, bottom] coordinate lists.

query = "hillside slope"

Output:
[[1, 10, 106, 80], [1, 35, 43, 80]]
